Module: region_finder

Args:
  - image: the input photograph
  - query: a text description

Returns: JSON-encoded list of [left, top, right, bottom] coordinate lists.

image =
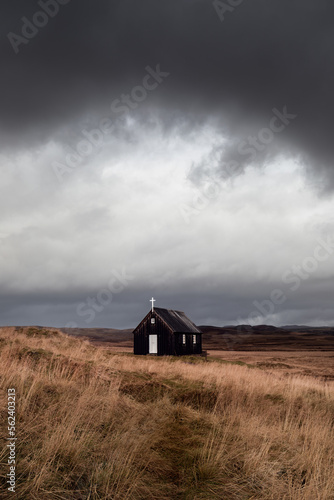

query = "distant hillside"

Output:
[[199, 325, 334, 350], [60, 324, 334, 351], [60, 327, 133, 346]]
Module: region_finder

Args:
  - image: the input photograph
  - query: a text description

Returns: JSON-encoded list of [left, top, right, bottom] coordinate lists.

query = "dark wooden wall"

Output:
[[133, 311, 202, 356], [174, 332, 202, 356]]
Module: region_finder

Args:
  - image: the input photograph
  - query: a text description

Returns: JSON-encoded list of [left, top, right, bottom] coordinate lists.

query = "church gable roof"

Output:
[[154, 307, 201, 333]]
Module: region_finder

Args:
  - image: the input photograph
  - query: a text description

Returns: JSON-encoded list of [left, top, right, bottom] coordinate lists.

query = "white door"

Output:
[[149, 335, 158, 354]]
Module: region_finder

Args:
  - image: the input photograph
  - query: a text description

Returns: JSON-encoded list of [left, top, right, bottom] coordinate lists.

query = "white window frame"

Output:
[[193, 334, 196, 344], [151, 317, 155, 324], [182, 334, 186, 345]]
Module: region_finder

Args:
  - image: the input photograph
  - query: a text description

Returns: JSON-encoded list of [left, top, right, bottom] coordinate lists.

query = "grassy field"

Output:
[[0, 327, 333, 499], [59, 325, 334, 353], [208, 351, 334, 381]]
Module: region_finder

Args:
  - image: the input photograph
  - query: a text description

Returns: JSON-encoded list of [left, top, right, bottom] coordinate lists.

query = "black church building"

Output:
[[133, 303, 202, 356]]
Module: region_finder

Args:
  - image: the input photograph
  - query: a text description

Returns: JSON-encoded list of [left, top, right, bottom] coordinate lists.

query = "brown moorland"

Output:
[[60, 324, 334, 353], [0, 326, 333, 499], [60, 324, 334, 380]]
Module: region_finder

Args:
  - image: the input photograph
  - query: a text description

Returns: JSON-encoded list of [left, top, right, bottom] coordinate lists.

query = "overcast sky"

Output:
[[1, 0, 334, 328]]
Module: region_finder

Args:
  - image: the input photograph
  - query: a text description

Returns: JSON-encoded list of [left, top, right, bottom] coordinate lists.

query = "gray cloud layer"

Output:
[[1, 0, 334, 327]]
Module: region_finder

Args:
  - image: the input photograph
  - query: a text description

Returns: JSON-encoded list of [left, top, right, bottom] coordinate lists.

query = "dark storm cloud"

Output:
[[2, 0, 334, 186], [2, 273, 334, 329]]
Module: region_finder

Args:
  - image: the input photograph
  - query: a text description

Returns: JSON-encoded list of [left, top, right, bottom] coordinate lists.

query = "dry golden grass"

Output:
[[206, 350, 334, 382], [0, 326, 333, 499]]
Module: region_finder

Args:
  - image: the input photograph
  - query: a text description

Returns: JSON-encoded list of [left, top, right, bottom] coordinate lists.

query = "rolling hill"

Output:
[[60, 324, 334, 351]]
